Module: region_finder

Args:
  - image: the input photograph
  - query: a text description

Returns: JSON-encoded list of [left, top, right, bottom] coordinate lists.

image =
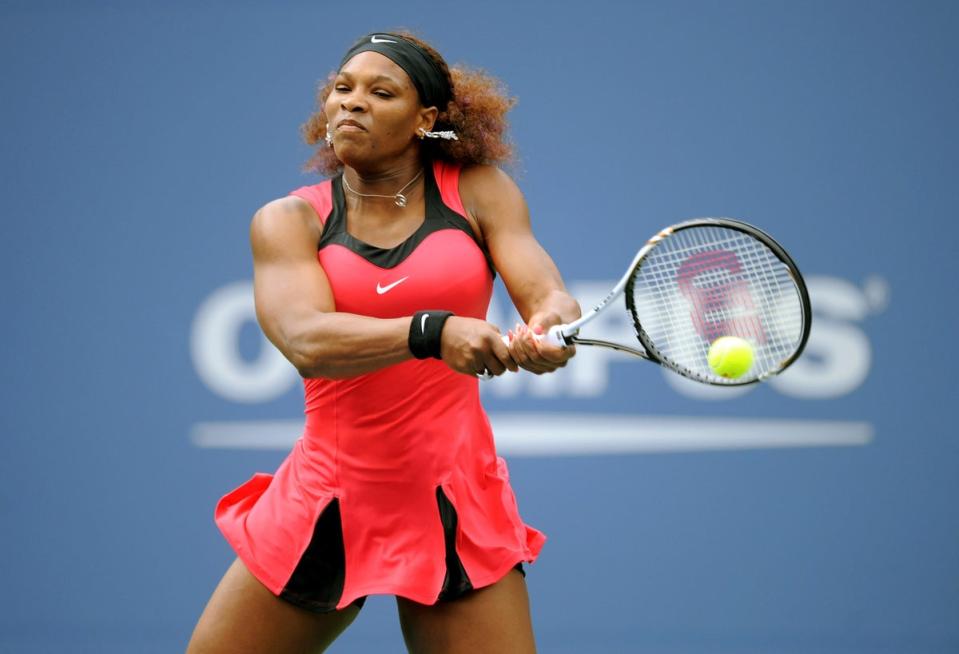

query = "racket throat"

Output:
[[569, 337, 650, 360]]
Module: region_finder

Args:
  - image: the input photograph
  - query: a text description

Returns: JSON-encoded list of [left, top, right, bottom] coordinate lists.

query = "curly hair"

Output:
[[302, 31, 517, 177]]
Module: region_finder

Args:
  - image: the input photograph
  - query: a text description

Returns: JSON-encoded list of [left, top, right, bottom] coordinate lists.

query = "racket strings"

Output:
[[630, 225, 806, 383]]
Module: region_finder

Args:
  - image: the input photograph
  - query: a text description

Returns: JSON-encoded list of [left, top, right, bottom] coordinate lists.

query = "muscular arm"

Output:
[[251, 197, 412, 379], [251, 196, 515, 379], [460, 166, 581, 373]]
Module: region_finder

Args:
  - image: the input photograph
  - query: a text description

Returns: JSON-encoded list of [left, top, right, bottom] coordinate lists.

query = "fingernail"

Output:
[[532, 325, 544, 335]]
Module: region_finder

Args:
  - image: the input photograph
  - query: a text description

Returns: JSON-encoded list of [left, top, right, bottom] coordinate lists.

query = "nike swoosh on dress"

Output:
[[376, 277, 409, 294]]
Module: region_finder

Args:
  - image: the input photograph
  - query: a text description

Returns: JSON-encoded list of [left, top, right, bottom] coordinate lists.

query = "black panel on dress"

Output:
[[279, 498, 366, 612], [318, 162, 495, 274], [435, 486, 475, 600]]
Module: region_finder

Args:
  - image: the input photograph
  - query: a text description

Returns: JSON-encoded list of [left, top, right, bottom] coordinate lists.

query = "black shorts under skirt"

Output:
[[278, 487, 525, 614]]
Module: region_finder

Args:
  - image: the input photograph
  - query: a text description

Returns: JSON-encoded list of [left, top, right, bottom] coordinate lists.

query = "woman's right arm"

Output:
[[251, 197, 413, 379], [251, 197, 516, 379]]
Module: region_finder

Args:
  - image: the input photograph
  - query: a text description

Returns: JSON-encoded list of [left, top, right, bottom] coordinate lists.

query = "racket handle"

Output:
[[545, 324, 569, 347], [483, 324, 570, 381], [498, 325, 570, 347]]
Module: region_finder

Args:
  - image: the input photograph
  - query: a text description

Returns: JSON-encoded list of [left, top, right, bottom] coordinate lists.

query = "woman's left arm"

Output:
[[460, 165, 581, 374]]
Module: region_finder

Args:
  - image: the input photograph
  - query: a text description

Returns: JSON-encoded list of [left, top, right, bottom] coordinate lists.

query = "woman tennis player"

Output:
[[187, 31, 580, 654]]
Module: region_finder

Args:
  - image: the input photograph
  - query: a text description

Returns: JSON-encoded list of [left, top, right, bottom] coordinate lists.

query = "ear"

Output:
[[416, 106, 439, 135]]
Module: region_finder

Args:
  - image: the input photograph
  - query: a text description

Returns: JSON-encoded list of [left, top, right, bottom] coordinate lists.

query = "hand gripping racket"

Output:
[[502, 218, 811, 386]]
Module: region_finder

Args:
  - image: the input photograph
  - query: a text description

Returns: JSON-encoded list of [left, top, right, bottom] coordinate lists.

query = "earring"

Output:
[[325, 128, 333, 147], [418, 127, 458, 141]]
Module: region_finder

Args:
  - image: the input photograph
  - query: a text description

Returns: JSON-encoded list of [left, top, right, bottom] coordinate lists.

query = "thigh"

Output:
[[186, 558, 360, 654], [395, 568, 536, 654]]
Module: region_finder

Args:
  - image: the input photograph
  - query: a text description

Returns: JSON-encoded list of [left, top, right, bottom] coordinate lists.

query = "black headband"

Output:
[[339, 33, 452, 110]]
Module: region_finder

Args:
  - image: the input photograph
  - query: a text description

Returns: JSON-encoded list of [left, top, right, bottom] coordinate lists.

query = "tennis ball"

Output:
[[707, 336, 754, 379]]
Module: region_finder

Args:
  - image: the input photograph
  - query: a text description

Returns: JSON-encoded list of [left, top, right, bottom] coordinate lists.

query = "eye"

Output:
[[334, 84, 350, 93], [373, 90, 393, 99]]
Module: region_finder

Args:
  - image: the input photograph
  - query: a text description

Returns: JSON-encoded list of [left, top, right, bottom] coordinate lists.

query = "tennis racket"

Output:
[[502, 218, 811, 386]]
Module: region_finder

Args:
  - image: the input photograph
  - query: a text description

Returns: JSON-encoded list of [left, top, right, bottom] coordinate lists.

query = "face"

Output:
[[325, 51, 437, 167]]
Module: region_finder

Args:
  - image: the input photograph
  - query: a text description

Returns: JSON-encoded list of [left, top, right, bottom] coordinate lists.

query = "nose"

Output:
[[340, 90, 367, 113]]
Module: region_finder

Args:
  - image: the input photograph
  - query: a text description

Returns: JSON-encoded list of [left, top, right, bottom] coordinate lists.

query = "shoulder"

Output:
[[458, 164, 519, 196], [458, 164, 524, 215], [457, 164, 527, 231], [252, 196, 319, 231], [250, 196, 322, 255]]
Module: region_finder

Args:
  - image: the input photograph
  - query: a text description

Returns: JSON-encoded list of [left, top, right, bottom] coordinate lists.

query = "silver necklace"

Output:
[[342, 169, 424, 208]]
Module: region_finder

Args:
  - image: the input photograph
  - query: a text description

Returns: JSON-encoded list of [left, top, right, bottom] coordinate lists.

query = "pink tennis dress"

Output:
[[214, 159, 545, 610]]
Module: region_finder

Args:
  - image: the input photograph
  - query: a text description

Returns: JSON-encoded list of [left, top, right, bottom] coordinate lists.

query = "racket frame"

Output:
[[548, 217, 812, 385]]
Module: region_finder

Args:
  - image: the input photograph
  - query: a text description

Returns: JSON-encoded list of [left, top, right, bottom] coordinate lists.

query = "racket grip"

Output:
[[483, 324, 570, 382], [499, 325, 570, 347], [545, 324, 569, 347]]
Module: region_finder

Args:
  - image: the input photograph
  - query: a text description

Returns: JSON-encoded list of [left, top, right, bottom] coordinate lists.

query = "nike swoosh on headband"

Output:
[[371, 35, 397, 43]]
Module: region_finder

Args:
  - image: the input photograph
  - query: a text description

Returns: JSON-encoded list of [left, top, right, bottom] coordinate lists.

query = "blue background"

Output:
[[2, 1, 957, 652]]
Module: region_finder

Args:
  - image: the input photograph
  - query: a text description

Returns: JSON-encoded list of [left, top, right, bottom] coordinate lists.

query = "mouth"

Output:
[[336, 119, 367, 132]]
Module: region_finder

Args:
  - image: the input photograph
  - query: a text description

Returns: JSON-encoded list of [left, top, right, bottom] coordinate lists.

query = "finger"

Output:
[[524, 329, 575, 371], [507, 325, 538, 367], [481, 351, 507, 376], [491, 331, 519, 372], [533, 338, 575, 365], [512, 327, 554, 374], [522, 327, 556, 365]]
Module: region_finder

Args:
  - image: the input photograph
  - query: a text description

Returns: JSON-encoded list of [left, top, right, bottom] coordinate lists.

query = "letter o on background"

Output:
[[190, 281, 297, 403]]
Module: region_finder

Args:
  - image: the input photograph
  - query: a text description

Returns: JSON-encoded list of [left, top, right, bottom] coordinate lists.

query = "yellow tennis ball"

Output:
[[708, 336, 754, 379]]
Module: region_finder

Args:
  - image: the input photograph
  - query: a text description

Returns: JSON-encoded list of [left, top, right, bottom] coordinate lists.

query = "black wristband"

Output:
[[409, 310, 453, 359]]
